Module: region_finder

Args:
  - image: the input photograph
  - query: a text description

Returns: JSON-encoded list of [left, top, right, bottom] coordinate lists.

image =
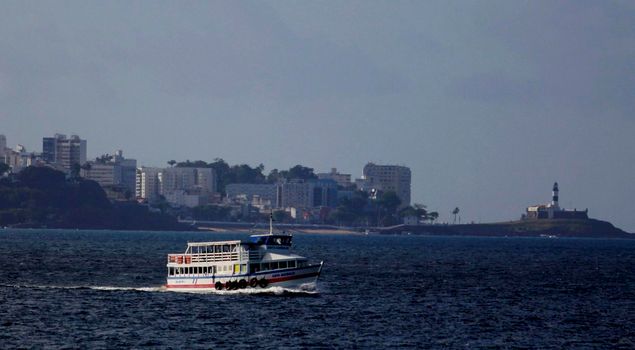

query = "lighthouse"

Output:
[[551, 182, 559, 209]]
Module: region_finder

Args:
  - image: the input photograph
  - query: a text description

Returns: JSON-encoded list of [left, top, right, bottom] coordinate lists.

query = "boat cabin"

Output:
[[249, 234, 292, 249]]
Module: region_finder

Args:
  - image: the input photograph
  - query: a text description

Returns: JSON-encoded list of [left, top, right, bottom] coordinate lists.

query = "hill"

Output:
[[0, 166, 188, 231], [381, 218, 633, 239]]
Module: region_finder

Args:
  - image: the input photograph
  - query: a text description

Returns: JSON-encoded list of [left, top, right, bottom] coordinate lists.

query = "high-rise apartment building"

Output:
[[135, 167, 162, 203], [360, 163, 411, 207], [42, 134, 87, 171]]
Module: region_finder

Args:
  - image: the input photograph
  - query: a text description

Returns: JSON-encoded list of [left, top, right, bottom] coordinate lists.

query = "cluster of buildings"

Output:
[[1, 134, 413, 222], [0, 134, 46, 172], [219, 164, 411, 221], [136, 167, 218, 207]]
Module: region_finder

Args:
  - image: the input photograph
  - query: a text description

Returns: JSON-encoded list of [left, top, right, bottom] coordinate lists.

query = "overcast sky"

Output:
[[1, 1, 634, 231]]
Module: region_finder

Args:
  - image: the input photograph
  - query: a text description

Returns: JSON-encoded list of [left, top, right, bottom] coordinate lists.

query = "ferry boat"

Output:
[[165, 218, 323, 292]]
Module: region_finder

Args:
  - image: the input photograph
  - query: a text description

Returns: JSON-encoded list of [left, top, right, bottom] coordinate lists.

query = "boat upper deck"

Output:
[[167, 234, 296, 265]]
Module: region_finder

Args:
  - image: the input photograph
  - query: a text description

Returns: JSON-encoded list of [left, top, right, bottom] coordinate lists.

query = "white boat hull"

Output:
[[165, 263, 323, 292]]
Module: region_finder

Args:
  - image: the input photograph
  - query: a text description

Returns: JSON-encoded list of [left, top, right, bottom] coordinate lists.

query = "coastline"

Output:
[[4, 218, 632, 239]]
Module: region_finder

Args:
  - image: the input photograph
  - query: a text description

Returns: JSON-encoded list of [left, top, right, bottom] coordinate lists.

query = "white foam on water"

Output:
[[166, 285, 319, 295], [1, 283, 318, 295], [0, 283, 166, 293]]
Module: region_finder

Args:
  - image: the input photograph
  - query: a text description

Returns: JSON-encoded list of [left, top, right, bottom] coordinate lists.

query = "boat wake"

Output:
[[0, 283, 165, 293], [0, 283, 319, 296]]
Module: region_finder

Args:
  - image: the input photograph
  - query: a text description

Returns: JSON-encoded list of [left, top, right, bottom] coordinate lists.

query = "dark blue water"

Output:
[[1, 230, 634, 348]]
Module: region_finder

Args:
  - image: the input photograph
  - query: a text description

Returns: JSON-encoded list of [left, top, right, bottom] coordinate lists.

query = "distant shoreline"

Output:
[[191, 217, 634, 239], [3, 218, 632, 239]]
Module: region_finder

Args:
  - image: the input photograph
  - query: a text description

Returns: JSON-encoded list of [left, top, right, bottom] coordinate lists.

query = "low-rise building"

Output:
[[226, 183, 279, 207], [317, 168, 352, 188], [82, 150, 137, 198]]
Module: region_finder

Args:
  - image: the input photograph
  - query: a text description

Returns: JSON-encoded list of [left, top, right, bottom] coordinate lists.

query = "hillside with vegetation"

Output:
[[0, 166, 186, 230], [382, 218, 633, 238]]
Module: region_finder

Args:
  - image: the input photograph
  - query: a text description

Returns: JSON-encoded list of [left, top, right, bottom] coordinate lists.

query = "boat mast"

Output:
[[269, 211, 274, 235]]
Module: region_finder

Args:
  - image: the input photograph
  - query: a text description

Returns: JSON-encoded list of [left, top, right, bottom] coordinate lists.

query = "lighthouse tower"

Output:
[[551, 182, 560, 209]]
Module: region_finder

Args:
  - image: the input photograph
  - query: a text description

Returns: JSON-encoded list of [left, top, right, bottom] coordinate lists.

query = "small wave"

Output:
[[0, 283, 166, 293]]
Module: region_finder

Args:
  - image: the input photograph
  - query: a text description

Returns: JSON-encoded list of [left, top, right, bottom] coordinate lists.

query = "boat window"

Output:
[[250, 236, 266, 245], [261, 263, 269, 271], [250, 264, 260, 273], [233, 264, 240, 274], [241, 264, 247, 273], [279, 261, 287, 269], [266, 236, 292, 246], [288, 261, 296, 268], [270, 262, 279, 270]]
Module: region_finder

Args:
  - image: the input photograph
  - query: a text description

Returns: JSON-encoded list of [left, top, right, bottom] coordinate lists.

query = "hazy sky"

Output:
[[1, 1, 634, 231]]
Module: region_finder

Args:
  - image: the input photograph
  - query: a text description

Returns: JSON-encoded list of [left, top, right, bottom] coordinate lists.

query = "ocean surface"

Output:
[[0, 229, 634, 349]]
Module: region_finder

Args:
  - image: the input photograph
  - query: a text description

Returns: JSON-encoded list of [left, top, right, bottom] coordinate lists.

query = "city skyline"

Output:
[[1, 1, 634, 230]]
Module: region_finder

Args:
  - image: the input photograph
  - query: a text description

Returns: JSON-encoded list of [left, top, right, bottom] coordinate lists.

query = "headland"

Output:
[[379, 218, 633, 239]]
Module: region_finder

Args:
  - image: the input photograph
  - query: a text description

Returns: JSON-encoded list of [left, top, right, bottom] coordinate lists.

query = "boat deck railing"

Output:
[[168, 251, 261, 264]]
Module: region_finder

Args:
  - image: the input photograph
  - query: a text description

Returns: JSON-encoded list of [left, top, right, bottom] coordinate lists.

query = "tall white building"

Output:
[[42, 134, 87, 171], [157, 167, 216, 207], [135, 167, 162, 203], [359, 163, 411, 207]]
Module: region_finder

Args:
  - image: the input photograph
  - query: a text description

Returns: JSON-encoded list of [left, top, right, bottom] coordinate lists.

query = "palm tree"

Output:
[[168, 160, 177, 167], [428, 211, 439, 224], [452, 207, 460, 224]]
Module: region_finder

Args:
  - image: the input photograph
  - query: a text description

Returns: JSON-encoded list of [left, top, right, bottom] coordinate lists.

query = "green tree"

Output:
[[167, 160, 176, 167], [378, 191, 401, 215], [452, 207, 460, 224], [232, 163, 266, 184], [0, 163, 9, 176], [70, 163, 81, 179], [286, 165, 317, 180], [267, 169, 281, 183], [427, 211, 439, 224]]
